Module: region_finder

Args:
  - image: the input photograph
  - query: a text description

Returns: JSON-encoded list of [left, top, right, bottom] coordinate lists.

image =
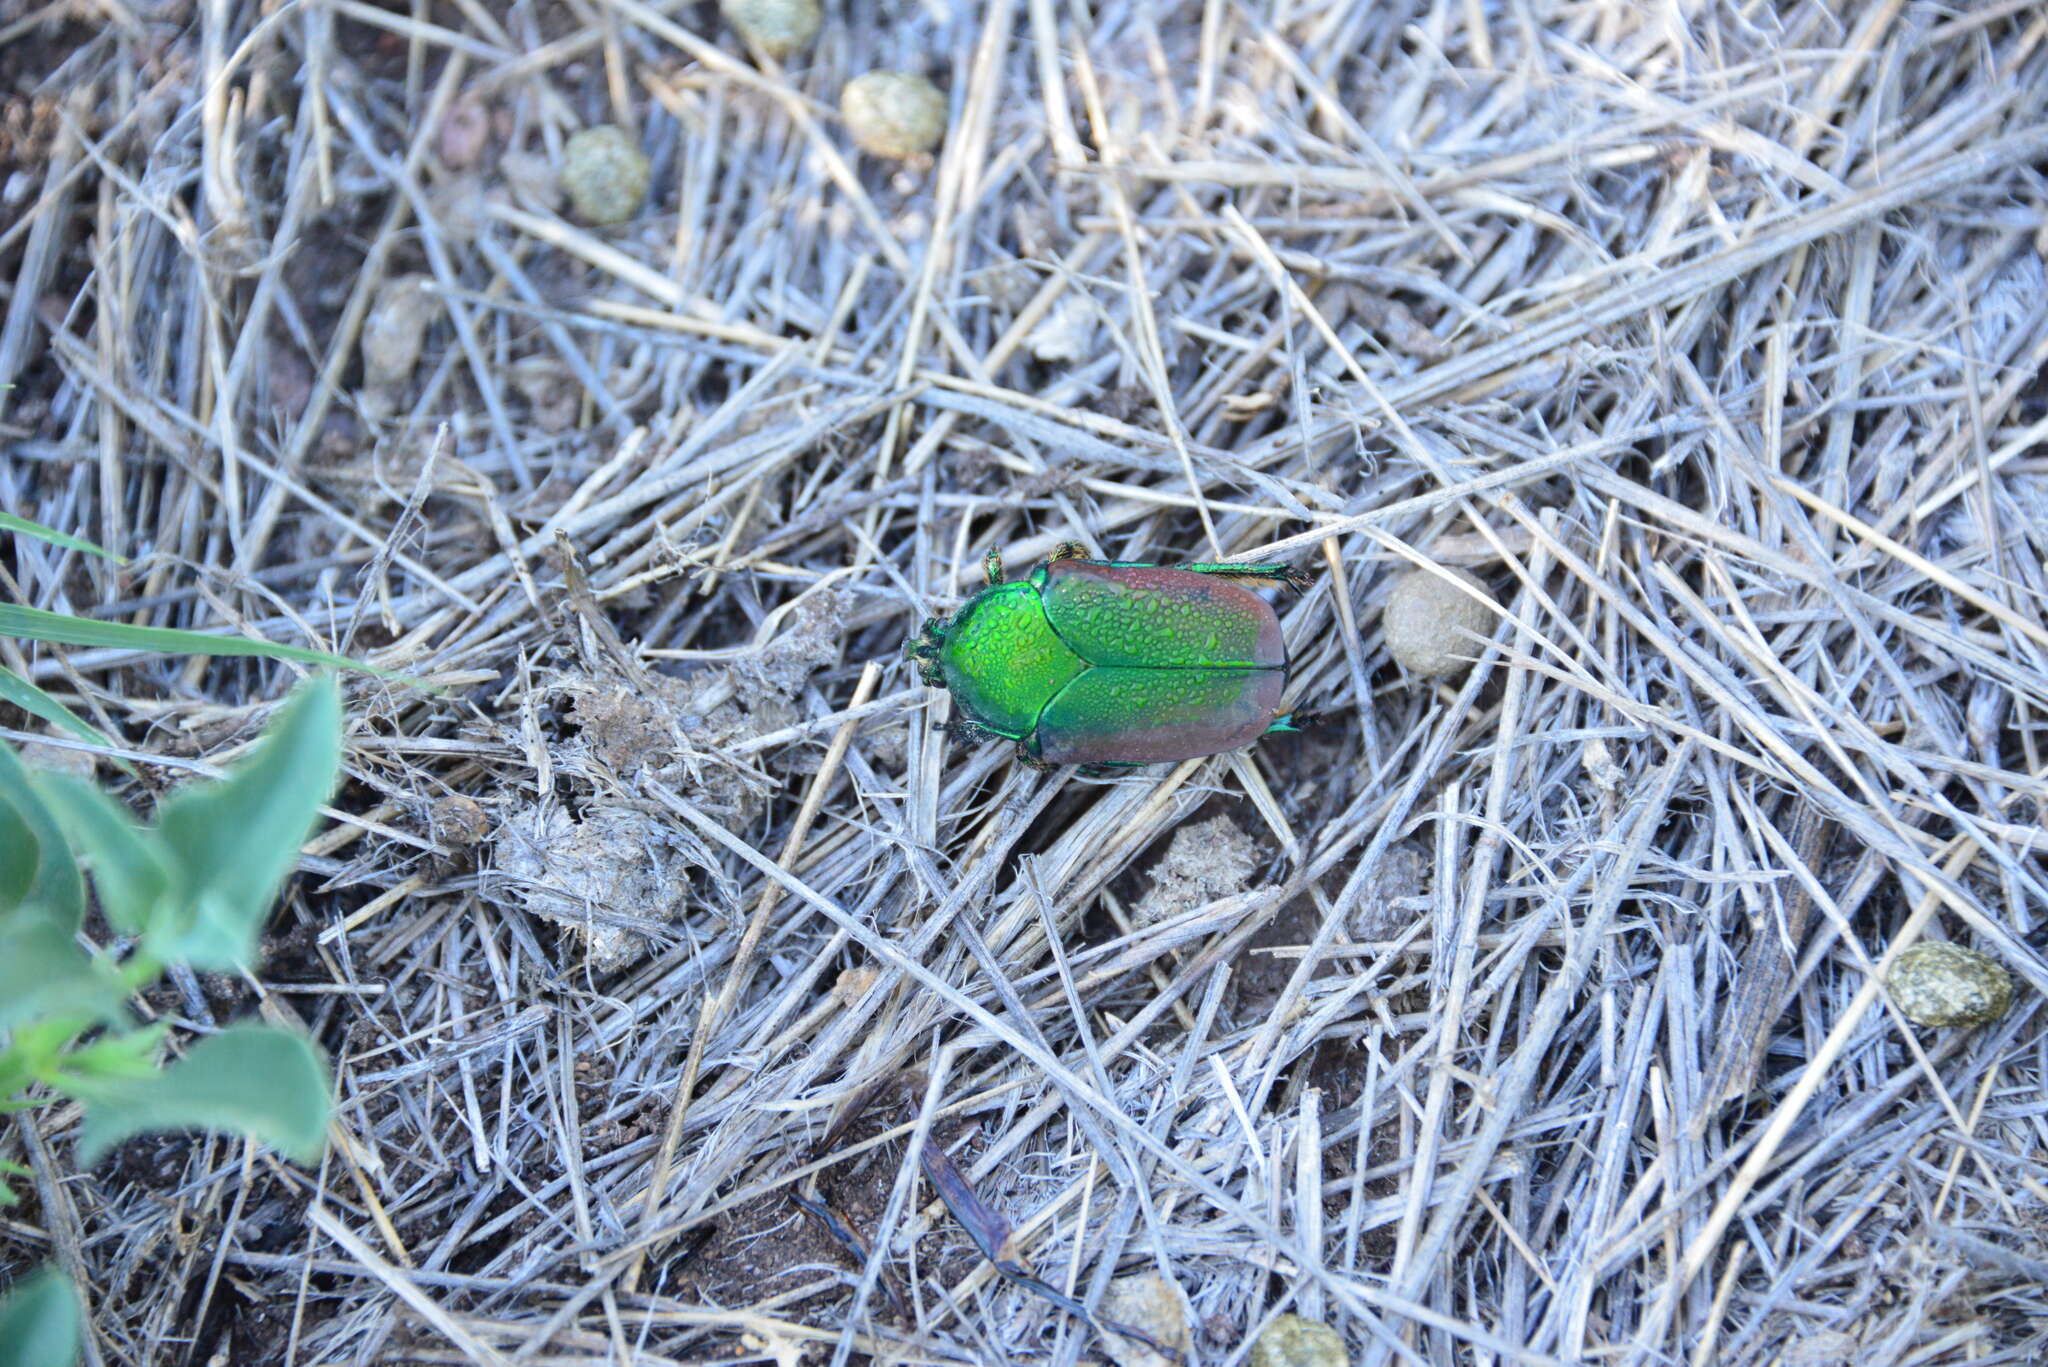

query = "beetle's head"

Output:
[[903, 616, 949, 688]]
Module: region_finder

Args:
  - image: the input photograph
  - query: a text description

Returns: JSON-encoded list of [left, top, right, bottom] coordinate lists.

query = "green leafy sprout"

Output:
[[0, 598, 351, 1363]]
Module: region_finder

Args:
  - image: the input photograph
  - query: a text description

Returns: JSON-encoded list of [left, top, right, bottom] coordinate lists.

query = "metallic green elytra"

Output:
[[905, 543, 1313, 769]]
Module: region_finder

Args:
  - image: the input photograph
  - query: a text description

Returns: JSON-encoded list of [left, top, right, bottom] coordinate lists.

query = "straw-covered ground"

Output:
[[4, 1, 2048, 1364]]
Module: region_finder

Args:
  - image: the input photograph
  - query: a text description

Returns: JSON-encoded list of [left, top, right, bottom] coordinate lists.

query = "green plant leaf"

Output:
[[51, 1024, 169, 1089], [0, 920, 124, 1034], [0, 1265, 81, 1367], [30, 775, 173, 939], [76, 1024, 331, 1166], [0, 511, 121, 561], [0, 603, 381, 673], [149, 676, 341, 970], [0, 666, 113, 750], [0, 792, 34, 913], [0, 748, 83, 934]]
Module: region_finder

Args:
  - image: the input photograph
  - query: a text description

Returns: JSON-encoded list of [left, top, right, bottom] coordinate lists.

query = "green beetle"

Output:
[[905, 543, 1314, 770]]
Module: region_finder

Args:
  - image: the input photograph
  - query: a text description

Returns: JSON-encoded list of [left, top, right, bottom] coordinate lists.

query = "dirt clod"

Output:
[[438, 98, 490, 170], [1250, 1315, 1348, 1367], [720, 0, 821, 59], [1886, 942, 2014, 1029], [840, 72, 946, 159], [1133, 814, 1258, 926], [561, 125, 650, 225], [360, 274, 439, 390], [488, 804, 689, 969], [1099, 1271, 1192, 1367], [1383, 565, 1493, 679], [429, 793, 491, 847]]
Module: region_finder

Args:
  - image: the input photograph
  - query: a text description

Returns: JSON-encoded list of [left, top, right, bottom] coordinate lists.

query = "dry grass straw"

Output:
[[3, 2, 2048, 1364]]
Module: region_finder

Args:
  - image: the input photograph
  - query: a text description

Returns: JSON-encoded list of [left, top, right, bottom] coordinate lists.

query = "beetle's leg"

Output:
[[982, 548, 1005, 586], [1173, 562, 1314, 593], [942, 720, 1001, 746], [1046, 541, 1090, 564], [905, 619, 946, 685], [1264, 711, 1324, 734], [1009, 734, 1064, 771], [1077, 761, 1150, 779]]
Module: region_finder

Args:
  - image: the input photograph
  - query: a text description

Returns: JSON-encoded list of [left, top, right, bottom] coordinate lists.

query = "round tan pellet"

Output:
[[840, 72, 946, 159]]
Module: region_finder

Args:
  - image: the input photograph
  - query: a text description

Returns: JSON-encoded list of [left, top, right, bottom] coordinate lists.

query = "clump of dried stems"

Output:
[[3, 2, 2047, 1365]]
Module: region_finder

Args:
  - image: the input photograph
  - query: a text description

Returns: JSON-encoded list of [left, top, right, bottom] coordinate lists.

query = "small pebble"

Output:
[[1250, 1315, 1349, 1367], [1383, 565, 1492, 678], [360, 274, 439, 389], [840, 71, 946, 159], [561, 125, 650, 225], [499, 148, 562, 210], [831, 966, 878, 1003], [437, 97, 490, 170], [15, 740, 97, 782], [1098, 1272, 1191, 1367], [430, 793, 491, 848], [426, 172, 488, 246], [1886, 942, 2013, 1028], [720, 0, 820, 59], [1026, 293, 1098, 363]]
